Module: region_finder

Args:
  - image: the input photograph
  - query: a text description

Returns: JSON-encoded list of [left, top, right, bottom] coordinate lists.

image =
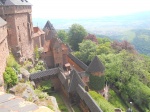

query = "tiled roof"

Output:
[[43, 20, 57, 40], [0, 17, 7, 27], [29, 68, 59, 80], [68, 70, 85, 93], [2, 0, 32, 5], [77, 85, 103, 112], [86, 56, 105, 73], [43, 20, 55, 30], [33, 27, 45, 38], [68, 53, 88, 70], [66, 44, 73, 52], [58, 72, 69, 90]]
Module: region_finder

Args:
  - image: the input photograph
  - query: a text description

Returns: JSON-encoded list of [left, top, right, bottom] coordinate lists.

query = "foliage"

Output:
[[30, 60, 45, 73], [74, 40, 97, 65], [74, 34, 150, 111], [34, 46, 40, 60], [57, 30, 68, 43], [3, 67, 18, 87], [108, 89, 127, 111], [7, 54, 20, 72], [68, 24, 87, 51], [89, 75, 105, 91], [111, 40, 136, 54], [89, 91, 116, 112]]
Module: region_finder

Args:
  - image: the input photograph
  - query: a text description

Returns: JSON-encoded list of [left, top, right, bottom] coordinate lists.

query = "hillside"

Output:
[[109, 29, 150, 55], [33, 11, 150, 31]]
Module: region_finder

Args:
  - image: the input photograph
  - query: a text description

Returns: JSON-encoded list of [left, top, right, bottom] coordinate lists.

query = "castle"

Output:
[[0, 0, 107, 112], [0, 0, 46, 89]]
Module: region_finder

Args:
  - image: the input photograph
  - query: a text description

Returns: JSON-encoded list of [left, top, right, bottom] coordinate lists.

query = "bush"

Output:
[[3, 67, 18, 87], [7, 54, 20, 72]]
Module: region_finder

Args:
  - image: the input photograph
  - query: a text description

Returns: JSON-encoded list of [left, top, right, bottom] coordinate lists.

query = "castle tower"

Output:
[[0, 0, 34, 62], [43, 20, 57, 40], [86, 56, 105, 76], [86, 56, 105, 92], [0, 17, 9, 91]]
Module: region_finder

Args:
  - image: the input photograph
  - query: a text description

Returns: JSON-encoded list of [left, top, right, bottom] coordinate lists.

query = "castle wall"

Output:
[[0, 5, 34, 61], [67, 56, 84, 72], [33, 36, 41, 48], [0, 25, 9, 91], [0, 6, 31, 15]]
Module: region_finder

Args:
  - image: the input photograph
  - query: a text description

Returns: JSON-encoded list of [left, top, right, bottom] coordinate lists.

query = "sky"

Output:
[[29, 0, 150, 19]]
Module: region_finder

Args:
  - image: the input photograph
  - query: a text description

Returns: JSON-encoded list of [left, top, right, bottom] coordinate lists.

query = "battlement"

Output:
[[0, 5, 31, 15]]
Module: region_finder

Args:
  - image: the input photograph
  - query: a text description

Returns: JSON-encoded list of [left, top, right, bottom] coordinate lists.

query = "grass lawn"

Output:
[[38, 80, 68, 112]]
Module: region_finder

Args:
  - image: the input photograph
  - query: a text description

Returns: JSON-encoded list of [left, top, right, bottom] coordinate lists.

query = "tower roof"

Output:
[[43, 20, 55, 31], [86, 56, 105, 73], [43, 20, 57, 40], [0, 0, 31, 5]]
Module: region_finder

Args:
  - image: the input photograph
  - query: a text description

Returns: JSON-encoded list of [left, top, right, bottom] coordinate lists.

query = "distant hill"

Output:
[[114, 29, 150, 55], [33, 11, 150, 55], [33, 11, 150, 31]]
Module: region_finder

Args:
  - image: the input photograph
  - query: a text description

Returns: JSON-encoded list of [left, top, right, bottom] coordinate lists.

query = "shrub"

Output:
[[3, 67, 18, 87]]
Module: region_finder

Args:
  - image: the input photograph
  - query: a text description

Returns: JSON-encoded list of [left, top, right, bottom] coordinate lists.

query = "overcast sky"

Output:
[[29, 0, 150, 19]]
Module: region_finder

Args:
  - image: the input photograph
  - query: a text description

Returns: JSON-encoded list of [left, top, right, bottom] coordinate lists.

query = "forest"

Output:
[[58, 24, 150, 112]]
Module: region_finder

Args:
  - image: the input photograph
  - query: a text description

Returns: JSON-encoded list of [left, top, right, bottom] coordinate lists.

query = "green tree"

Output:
[[3, 67, 18, 87], [74, 40, 97, 64], [7, 54, 20, 72], [57, 30, 68, 43], [68, 24, 87, 51], [34, 46, 39, 60]]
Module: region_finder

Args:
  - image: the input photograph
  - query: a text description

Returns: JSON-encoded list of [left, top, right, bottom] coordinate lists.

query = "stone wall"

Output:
[[0, 25, 9, 92], [0, 6, 34, 62], [67, 56, 84, 72]]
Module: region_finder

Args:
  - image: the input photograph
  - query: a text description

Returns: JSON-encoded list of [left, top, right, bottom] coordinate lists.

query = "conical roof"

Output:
[[43, 20, 57, 40], [43, 20, 55, 30], [86, 56, 105, 73]]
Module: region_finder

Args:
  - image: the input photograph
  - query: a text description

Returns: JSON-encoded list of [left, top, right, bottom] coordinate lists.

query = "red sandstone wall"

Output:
[[1, 6, 34, 61], [0, 6, 31, 15], [67, 56, 84, 72], [14, 13, 34, 59], [33, 36, 41, 48], [0, 26, 9, 91]]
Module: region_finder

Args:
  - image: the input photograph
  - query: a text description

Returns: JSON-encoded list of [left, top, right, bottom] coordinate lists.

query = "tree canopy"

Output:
[[68, 24, 87, 51], [57, 30, 68, 43]]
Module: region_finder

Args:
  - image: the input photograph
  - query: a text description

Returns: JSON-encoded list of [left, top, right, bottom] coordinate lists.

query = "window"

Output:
[[19, 37, 21, 42]]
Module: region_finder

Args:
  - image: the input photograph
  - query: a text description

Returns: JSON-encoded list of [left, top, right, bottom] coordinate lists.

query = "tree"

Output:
[[3, 67, 18, 87], [68, 24, 87, 51], [74, 40, 97, 65], [34, 45, 39, 60], [57, 30, 68, 43]]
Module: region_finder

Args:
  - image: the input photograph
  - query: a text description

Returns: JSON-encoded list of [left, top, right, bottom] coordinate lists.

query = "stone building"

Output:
[[43, 20, 57, 40], [42, 37, 69, 68], [33, 27, 45, 48], [0, 17, 9, 91], [0, 0, 34, 62]]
